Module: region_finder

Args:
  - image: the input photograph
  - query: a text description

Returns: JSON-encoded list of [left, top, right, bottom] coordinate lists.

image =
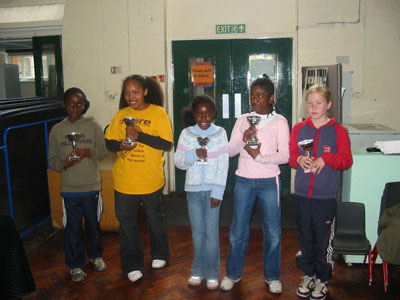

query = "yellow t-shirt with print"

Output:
[[105, 104, 173, 195]]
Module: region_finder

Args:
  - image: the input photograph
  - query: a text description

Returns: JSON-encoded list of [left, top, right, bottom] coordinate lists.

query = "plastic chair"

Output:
[[333, 201, 372, 285], [371, 181, 400, 293]]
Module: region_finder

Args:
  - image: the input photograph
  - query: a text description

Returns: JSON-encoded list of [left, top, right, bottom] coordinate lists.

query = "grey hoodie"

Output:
[[48, 116, 108, 193]]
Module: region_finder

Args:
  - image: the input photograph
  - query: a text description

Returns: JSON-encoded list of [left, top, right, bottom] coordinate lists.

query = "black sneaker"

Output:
[[297, 275, 315, 298], [310, 279, 328, 300]]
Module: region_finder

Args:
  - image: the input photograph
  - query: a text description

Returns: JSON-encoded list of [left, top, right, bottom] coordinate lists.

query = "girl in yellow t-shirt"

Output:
[[104, 75, 173, 283]]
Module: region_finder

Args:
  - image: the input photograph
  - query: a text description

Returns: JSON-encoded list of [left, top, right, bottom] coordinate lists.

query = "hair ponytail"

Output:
[[143, 76, 164, 107]]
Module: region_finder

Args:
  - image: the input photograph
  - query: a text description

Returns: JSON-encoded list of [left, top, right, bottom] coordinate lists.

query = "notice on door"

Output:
[[191, 62, 214, 86]]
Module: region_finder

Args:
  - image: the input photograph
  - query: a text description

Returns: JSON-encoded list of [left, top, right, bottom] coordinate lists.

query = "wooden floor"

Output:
[[23, 223, 399, 300]]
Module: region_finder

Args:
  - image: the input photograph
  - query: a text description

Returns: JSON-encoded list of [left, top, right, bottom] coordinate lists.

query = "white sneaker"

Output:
[[127, 270, 143, 282], [207, 279, 219, 289], [297, 275, 315, 298], [188, 276, 203, 286], [71, 267, 86, 282], [266, 280, 282, 294], [90, 257, 107, 272], [152, 259, 166, 269], [310, 279, 328, 300], [220, 276, 240, 291]]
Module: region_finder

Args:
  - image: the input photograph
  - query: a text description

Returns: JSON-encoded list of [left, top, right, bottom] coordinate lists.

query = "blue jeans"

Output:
[[226, 176, 281, 281], [187, 191, 221, 279]]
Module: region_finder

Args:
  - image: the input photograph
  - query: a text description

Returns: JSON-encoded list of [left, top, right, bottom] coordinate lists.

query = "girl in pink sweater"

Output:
[[220, 74, 290, 294]]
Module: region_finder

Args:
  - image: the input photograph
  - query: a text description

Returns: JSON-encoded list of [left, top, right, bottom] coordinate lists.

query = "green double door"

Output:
[[172, 38, 292, 197]]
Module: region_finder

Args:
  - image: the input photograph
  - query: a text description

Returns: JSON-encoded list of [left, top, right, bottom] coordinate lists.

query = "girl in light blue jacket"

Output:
[[174, 94, 229, 290]]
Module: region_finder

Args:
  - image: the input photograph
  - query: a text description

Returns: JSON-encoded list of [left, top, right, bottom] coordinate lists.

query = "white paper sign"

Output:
[[235, 93, 241, 118], [222, 94, 229, 119]]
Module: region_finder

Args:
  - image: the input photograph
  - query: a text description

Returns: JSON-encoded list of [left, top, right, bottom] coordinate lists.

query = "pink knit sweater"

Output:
[[228, 112, 290, 179]]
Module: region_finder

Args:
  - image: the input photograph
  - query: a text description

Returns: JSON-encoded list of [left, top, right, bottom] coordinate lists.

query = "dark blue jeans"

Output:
[[63, 192, 103, 268], [115, 189, 169, 274], [226, 176, 281, 281]]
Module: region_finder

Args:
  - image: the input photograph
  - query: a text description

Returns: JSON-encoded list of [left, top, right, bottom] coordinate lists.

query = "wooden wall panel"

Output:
[[47, 169, 119, 231]]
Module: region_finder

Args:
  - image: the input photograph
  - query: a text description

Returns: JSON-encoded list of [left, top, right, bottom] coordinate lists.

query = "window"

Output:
[[8, 53, 35, 81], [8, 52, 54, 83]]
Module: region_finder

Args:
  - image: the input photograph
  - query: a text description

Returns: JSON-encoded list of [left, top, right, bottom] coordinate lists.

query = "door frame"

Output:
[[33, 35, 63, 97], [165, 36, 298, 194]]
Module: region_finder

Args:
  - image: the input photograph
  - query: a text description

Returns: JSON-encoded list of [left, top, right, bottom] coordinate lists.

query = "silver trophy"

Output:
[[65, 132, 81, 161], [298, 139, 314, 173], [246, 115, 261, 146], [122, 117, 137, 146], [197, 137, 210, 165]]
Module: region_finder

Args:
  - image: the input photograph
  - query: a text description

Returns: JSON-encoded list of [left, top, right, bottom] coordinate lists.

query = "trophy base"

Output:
[[247, 141, 259, 147], [197, 160, 208, 165], [121, 141, 136, 146], [68, 156, 80, 161]]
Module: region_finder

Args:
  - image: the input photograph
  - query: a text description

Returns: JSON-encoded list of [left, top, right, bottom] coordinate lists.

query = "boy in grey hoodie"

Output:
[[48, 87, 108, 282]]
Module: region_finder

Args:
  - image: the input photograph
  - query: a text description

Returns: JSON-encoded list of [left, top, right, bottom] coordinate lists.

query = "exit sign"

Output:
[[216, 24, 246, 34]]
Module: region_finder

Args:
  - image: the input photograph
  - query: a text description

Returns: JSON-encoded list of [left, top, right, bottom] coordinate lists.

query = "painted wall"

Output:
[[356, 0, 400, 128], [63, 0, 166, 129], [167, 0, 296, 39], [297, 0, 400, 131], [63, 0, 128, 128]]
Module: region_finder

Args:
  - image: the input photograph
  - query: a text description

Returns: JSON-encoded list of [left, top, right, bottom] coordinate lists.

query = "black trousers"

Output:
[[63, 192, 103, 268], [115, 188, 169, 274], [295, 195, 336, 282]]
